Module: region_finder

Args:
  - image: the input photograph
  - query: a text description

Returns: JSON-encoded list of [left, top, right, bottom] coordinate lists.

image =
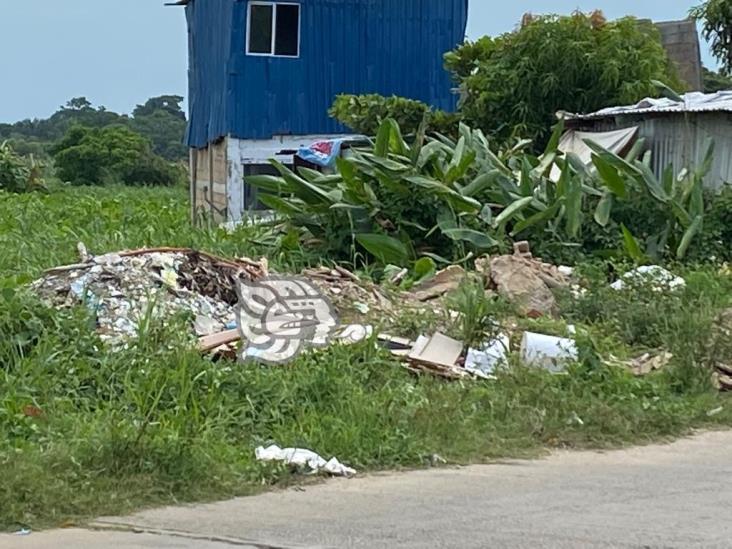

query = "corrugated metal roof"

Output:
[[185, 0, 468, 147], [563, 91, 732, 121]]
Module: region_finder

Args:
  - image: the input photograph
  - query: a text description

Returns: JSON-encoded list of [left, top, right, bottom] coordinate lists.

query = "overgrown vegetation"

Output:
[[692, 0, 732, 75], [1, 181, 731, 531], [52, 125, 183, 187], [246, 118, 727, 269], [0, 141, 45, 193], [330, 94, 460, 137], [444, 12, 681, 146], [0, 95, 187, 162]]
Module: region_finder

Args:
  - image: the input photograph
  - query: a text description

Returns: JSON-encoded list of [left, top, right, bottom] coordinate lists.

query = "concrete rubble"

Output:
[[31, 246, 267, 347]]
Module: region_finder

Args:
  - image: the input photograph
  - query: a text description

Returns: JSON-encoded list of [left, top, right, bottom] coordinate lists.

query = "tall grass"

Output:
[[1, 185, 731, 531]]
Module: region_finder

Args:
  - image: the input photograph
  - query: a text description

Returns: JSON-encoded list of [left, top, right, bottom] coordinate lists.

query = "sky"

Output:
[[0, 1, 715, 123]]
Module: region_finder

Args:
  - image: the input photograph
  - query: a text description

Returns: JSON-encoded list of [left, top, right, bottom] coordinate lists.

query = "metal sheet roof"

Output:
[[563, 91, 732, 121]]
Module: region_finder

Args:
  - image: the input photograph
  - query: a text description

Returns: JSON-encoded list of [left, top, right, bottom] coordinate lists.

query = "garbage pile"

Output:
[[31, 247, 267, 347]]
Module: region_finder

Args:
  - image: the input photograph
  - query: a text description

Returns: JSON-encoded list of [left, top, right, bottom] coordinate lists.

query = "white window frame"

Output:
[[246, 1, 301, 58]]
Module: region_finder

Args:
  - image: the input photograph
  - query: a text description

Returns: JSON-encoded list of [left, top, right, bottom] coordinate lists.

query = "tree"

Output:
[[703, 66, 732, 92], [130, 95, 188, 161], [691, 0, 732, 75], [132, 95, 185, 120], [63, 97, 93, 111], [52, 125, 182, 186], [444, 12, 682, 146]]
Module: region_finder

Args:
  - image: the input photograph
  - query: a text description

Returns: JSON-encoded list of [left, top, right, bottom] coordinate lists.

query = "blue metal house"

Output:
[[174, 0, 468, 222]]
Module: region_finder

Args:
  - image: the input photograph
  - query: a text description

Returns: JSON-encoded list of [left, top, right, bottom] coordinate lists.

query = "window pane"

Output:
[[274, 4, 300, 56], [249, 4, 273, 54]]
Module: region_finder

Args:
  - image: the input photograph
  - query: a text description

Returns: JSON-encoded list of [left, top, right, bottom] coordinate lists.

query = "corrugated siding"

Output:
[[186, 0, 468, 147], [185, 0, 233, 146], [570, 113, 732, 190]]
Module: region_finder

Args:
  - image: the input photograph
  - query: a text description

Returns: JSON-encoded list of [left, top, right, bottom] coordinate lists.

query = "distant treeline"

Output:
[[0, 95, 188, 162]]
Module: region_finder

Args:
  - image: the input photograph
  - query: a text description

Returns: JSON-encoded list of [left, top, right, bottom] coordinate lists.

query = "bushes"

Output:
[[246, 117, 723, 270], [0, 141, 45, 193], [330, 94, 460, 137], [52, 125, 183, 186], [444, 12, 681, 147]]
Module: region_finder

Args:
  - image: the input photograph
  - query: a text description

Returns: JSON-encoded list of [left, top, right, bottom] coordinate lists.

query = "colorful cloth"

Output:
[[297, 139, 345, 167]]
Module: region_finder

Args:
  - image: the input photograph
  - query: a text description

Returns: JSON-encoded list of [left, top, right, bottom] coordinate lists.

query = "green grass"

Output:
[[1, 184, 732, 531]]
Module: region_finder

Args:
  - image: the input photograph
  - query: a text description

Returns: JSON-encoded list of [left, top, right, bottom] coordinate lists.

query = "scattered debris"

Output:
[[485, 255, 568, 317], [707, 406, 724, 417], [465, 334, 510, 378], [627, 352, 673, 376], [409, 265, 467, 302], [303, 265, 393, 316], [520, 332, 578, 373], [610, 266, 686, 292], [255, 445, 356, 477], [33, 247, 267, 347], [335, 324, 374, 345], [406, 332, 469, 379]]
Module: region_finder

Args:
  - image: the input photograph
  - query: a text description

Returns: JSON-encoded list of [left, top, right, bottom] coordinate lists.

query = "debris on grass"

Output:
[[520, 331, 578, 373], [477, 244, 571, 318], [465, 334, 510, 378], [610, 265, 686, 292], [32, 246, 267, 347], [255, 445, 357, 477], [409, 265, 467, 302]]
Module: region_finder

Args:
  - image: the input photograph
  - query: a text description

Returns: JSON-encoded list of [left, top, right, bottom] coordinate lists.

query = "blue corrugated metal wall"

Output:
[[186, 0, 468, 147]]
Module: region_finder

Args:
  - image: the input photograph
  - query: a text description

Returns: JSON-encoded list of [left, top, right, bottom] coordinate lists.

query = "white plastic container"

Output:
[[520, 332, 578, 373]]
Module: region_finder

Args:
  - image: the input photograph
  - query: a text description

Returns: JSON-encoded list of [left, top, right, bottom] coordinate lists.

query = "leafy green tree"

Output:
[[444, 12, 682, 147], [691, 0, 732, 75], [52, 125, 182, 187], [130, 95, 187, 161], [703, 66, 732, 92]]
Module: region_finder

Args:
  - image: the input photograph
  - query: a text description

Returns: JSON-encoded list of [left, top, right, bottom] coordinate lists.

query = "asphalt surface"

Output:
[[4, 430, 732, 548]]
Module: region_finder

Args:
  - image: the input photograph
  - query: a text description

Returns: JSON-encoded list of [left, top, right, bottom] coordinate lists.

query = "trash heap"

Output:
[[31, 247, 267, 347]]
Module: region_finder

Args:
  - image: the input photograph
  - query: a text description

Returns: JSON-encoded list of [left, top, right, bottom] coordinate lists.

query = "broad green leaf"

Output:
[[374, 119, 392, 157], [258, 194, 303, 216], [676, 215, 703, 259], [406, 176, 481, 213], [651, 80, 683, 102], [297, 167, 325, 182], [413, 257, 436, 282], [461, 170, 499, 197], [271, 159, 335, 205], [479, 204, 493, 225], [621, 224, 644, 263], [417, 140, 448, 169], [493, 196, 534, 228], [591, 154, 627, 198], [359, 153, 410, 173], [584, 140, 642, 176], [544, 119, 565, 155], [531, 151, 557, 180], [442, 228, 499, 250], [564, 176, 583, 237], [636, 161, 669, 203], [356, 234, 410, 266], [245, 174, 293, 194], [594, 192, 613, 227], [510, 199, 563, 236]]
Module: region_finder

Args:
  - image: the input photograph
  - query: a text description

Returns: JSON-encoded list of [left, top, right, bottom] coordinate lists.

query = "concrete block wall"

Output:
[[657, 19, 703, 91]]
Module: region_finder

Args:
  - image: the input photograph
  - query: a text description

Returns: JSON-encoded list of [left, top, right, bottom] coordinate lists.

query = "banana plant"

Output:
[[588, 137, 714, 260]]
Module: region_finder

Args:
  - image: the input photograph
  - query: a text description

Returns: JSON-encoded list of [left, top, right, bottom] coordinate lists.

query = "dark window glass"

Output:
[[249, 4, 273, 54], [274, 4, 300, 56]]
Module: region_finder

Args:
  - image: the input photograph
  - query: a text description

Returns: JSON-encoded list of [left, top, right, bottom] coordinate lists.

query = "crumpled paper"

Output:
[[255, 445, 357, 477]]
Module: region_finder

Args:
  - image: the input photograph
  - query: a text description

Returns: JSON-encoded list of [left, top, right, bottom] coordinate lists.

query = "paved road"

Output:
[[5, 431, 732, 548]]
